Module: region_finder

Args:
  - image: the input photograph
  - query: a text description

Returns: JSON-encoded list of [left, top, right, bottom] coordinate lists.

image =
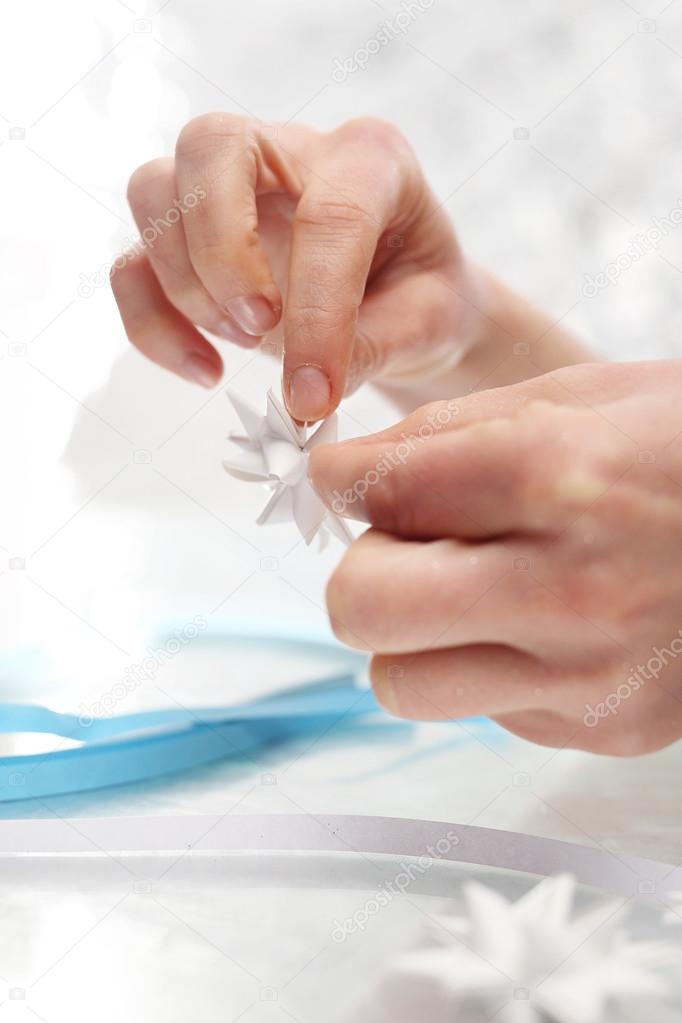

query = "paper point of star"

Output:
[[223, 388, 354, 548]]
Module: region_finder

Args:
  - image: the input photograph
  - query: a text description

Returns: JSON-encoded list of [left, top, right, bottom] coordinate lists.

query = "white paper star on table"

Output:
[[350, 874, 675, 1023], [222, 389, 354, 548]]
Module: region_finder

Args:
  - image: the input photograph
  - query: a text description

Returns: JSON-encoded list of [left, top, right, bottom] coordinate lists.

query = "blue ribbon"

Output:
[[0, 674, 392, 803], [0, 621, 501, 804]]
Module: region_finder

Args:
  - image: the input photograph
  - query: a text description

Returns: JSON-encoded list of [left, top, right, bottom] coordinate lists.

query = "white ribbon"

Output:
[[0, 813, 680, 898]]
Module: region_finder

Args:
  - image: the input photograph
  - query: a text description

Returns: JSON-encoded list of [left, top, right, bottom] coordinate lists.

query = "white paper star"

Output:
[[223, 388, 354, 548], [352, 875, 675, 1023]]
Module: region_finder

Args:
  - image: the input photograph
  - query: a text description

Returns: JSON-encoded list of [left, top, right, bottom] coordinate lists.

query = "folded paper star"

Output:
[[223, 389, 353, 548], [350, 874, 675, 1023]]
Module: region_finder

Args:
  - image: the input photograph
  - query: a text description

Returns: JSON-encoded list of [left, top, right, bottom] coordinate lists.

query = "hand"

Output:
[[111, 113, 485, 420], [310, 360, 682, 755]]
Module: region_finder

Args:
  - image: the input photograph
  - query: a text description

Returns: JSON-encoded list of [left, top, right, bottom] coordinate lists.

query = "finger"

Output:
[[496, 696, 682, 755], [375, 650, 682, 755], [312, 409, 527, 539], [110, 248, 223, 386], [175, 113, 282, 337], [127, 157, 259, 348], [323, 370, 581, 448], [283, 120, 411, 421], [369, 645, 553, 721], [326, 529, 539, 654], [310, 401, 626, 539], [492, 708, 581, 750]]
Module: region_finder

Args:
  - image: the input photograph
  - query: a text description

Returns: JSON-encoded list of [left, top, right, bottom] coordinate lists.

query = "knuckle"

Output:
[[119, 304, 152, 346], [519, 398, 556, 422], [109, 257, 128, 295], [473, 414, 516, 450], [189, 236, 234, 270], [286, 299, 357, 346], [188, 215, 259, 276], [109, 262, 153, 343], [291, 290, 352, 319], [176, 112, 249, 159], [338, 116, 408, 154], [346, 330, 384, 393], [531, 415, 628, 529], [295, 194, 375, 232], [127, 158, 173, 208], [544, 538, 640, 640], [162, 274, 212, 321], [288, 297, 334, 322], [188, 239, 240, 288], [109, 248, 140, 296], [511, 402, 579, 521]]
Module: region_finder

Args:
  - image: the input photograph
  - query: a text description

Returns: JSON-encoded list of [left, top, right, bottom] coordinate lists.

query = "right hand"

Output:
[[310, 359, 682, 755]]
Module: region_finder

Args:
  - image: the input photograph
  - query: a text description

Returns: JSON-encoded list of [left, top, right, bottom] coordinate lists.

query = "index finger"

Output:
[[283, 120, 410, 422], [309, 400, 625, 539]]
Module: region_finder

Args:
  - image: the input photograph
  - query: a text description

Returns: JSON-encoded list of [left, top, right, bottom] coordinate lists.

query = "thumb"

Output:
[[308, 408, 541, 540], [345, 267, 473, 394]]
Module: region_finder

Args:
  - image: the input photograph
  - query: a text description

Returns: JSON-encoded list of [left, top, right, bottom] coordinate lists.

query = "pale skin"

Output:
[[112, 114, 682, 755]]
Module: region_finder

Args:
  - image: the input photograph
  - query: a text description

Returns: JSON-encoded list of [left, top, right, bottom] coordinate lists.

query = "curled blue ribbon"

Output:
[[0, 674, 390, 803], [0, 621, 501, 804]]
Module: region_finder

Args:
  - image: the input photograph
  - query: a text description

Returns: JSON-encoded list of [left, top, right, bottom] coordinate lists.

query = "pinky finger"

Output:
[[110, 249, 223, 388]]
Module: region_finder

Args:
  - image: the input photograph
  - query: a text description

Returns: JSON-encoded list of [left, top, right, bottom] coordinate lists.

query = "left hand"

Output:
[[113, 114, 484, 421], [309, 359, 682, 755]]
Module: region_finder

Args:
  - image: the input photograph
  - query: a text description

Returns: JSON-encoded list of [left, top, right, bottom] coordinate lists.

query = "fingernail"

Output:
[[287, 365, 331, 422], [225, 295, 278, 336], [216, 319, 260, 348], [180, 352, 221, 388]]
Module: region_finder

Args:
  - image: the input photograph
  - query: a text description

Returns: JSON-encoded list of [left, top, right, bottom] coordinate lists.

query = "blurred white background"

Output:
[[1, 0, 682, 833]]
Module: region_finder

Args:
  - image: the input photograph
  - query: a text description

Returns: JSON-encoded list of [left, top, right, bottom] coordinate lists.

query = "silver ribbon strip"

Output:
[[0, 813, 678, 897]]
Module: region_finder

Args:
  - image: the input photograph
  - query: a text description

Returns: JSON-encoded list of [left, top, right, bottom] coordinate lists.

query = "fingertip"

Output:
[[370, 657, 405, 718], [306, 443, 331, 485], [179, 351, 223, 388], [307, 442, 369, 521], [308, 441, 336, 498]]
